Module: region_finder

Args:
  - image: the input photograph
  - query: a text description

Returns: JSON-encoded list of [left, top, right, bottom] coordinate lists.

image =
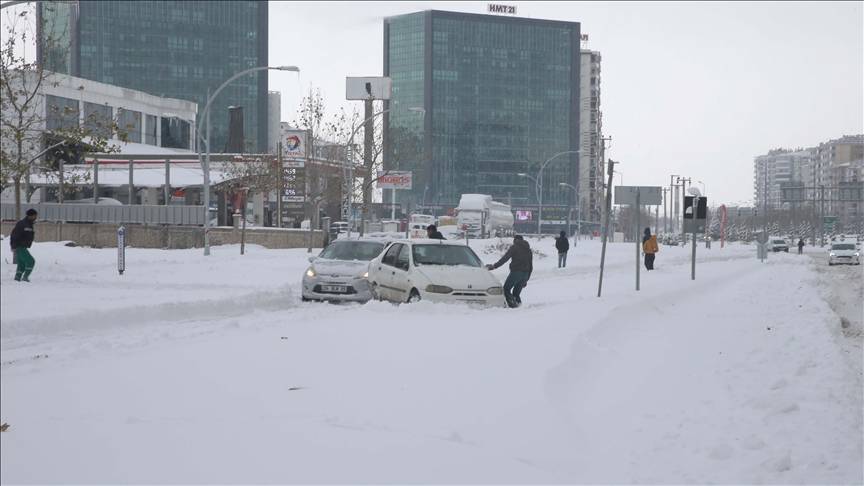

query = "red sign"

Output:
[[377, 171, 413, 190]]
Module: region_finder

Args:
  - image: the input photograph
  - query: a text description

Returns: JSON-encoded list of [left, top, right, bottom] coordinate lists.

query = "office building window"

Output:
[[45, 95, 79, 131], [83, 102, 114, 139], [118, 108, 142, 143], [144, 115, 158, 145], [161, 117, 190, 149]]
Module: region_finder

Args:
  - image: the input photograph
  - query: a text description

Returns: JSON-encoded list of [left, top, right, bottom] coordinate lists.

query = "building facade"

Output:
[[383, 10, 582, 220], [268, 91, 282, 155], [579, 49, 603, 224], [754, 135, 863, 227], [38, 1, 269, 153]]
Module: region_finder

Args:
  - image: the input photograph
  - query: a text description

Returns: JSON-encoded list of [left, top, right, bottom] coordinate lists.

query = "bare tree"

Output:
[[1, 5, 123, 218]]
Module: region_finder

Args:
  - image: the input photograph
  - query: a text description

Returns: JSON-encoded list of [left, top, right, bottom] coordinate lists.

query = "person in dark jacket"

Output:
[[486, 235, 533, 308], [10, 209, 37, 282], [797, 238, 805, 254], [426, 224, 445, 240], [642, 227, 658, 270], [555, 230, 570, 268]]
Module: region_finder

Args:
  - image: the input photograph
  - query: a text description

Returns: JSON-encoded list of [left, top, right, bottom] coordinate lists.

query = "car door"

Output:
[[375, 243, 402, 300], [390, 243, 413, 302]]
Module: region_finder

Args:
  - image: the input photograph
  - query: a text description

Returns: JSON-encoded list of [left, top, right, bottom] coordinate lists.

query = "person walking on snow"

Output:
[[555, 230, 570, 268], [426, 224, 445, 240], [642, 227, 658, 271], [486, 235, 533, 308], [10, 209, 37, 282], [797, 238, 805, 254]]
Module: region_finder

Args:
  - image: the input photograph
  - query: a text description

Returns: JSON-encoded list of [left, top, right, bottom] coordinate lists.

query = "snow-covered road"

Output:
[[1, 238, 861, 483]]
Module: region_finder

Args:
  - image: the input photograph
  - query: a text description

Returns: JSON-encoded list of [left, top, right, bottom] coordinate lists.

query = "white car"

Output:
[[828, 242, 861, 266], [768, 238, 789, 252], [367, 239, 506, 307], [302, 239, 388, 302]]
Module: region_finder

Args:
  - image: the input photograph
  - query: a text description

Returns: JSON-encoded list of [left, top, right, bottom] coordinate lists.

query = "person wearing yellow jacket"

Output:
[[642, 227, 659, 271]]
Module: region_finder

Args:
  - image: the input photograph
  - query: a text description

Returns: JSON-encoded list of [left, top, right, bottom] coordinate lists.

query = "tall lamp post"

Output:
[[559, 182, 580, 244], [526, 150, 581, 235], [198, 65, 300, 256]]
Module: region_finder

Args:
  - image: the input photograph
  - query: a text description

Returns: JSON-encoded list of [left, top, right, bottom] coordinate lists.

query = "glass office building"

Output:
[[383, 10, 581, 211], [39, 1, 269, 153]]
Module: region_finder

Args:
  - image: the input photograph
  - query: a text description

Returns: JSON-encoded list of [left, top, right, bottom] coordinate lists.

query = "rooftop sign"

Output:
[[488, 4, 516, 15]]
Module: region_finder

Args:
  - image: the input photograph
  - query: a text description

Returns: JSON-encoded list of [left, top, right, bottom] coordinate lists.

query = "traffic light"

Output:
[[683, 196, 707, 220]]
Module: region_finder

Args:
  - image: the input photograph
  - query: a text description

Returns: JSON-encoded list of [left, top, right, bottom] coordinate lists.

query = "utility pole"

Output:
[[820, 184, 825, 247], [662, 187, 669, 235], [276, 142, 283, 228], [360, 95, 374, 236], [597, 159, 616, 297], [670, 175, 679, 235]]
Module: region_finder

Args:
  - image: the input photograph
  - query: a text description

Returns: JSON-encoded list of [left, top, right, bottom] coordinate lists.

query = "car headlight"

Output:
[[362, 271, 369, 279], [306, 267, 316, 278], [856, 253, 860, 257], [425, 284, 453, 294], [829, 253, 836, 257], [487, 286, 503, 295]]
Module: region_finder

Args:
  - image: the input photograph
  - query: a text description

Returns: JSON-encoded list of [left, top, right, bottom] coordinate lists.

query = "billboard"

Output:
[[516, 210, 533, 221], [280, 128, 307, 159], [346, 77, 392, 100], [377, 171, 413, 190]]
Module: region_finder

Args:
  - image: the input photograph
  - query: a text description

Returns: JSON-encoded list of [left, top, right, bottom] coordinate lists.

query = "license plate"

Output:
[[321, 285, 348, 293]]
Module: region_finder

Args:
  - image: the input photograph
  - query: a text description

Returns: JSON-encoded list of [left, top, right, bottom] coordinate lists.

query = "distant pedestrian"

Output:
[[642, 227, 658, 271], [797, 238, 805, 254], [426, 224, 445, 240], [555, 230, 570, 268], [10, 209, 38, 282], [486, 235, 533, 308]]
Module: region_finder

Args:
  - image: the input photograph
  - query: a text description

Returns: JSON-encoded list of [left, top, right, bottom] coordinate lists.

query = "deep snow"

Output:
[[1, 236, 861, 483]]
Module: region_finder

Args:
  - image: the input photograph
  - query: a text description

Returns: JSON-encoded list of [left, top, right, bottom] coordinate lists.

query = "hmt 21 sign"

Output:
[[488, 3, 516, 14]]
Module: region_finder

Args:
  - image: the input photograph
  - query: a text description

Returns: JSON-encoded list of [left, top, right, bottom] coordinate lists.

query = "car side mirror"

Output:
[[308, 256, 315, 263]]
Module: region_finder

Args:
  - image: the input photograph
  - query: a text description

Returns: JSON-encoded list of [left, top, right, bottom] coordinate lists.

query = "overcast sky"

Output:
[[269, 1, 863, 206]]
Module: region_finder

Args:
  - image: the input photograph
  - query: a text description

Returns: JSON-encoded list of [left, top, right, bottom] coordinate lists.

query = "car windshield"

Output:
[[318, 241, 385, 261], [773, 240, 786, 244], [412, 244, 482, 267], [832, 244, 855, 250]]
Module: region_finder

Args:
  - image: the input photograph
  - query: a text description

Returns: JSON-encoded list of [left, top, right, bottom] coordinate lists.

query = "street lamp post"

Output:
[[198, 65, 299, 256], [531, 150, 581, 235], [559, 182, 580, 245]]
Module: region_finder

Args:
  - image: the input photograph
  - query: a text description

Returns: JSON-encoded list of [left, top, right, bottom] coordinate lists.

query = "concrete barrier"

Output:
[[0, 221, 324, 250]]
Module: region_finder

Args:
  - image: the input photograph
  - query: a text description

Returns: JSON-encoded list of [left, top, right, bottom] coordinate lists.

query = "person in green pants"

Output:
[[10, 209, 37, 282]]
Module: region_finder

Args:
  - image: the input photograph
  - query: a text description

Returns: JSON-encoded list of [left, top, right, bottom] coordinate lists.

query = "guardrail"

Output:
[[0, 203, 206, 226]]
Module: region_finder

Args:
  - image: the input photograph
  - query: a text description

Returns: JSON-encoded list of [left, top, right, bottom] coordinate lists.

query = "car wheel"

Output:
[[408, 289, 421, 303], [302, 296, 312, 302]]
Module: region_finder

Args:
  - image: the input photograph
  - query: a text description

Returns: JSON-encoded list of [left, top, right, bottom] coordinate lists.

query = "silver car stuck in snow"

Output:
[[302, 239, 388, 302]]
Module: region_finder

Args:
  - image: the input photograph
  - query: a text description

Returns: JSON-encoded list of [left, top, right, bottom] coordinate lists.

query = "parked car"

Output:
[[366, 239, 506, 307], [828, 242, 860, 266], [302, 239, 388, 302], [768, 238, 789, 252]]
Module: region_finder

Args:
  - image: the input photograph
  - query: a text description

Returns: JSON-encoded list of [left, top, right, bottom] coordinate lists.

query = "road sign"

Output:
[[614, 186, 662, 205]]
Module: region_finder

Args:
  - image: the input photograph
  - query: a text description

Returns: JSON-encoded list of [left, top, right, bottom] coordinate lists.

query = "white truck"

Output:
[[409, 213, 436, 239], [456, 194, 514, 238]]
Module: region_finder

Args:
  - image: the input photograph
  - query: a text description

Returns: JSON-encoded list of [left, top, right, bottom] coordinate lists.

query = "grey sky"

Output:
[[268, 1, 863, 206]]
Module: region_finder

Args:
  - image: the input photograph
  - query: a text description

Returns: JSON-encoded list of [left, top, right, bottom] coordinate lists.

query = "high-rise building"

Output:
[[383, 10, 582, 219], [268, 91, 282, 154], [753, 135, 863, 227], [38, 1, 269, 153], [579, 50, 603, 224]]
